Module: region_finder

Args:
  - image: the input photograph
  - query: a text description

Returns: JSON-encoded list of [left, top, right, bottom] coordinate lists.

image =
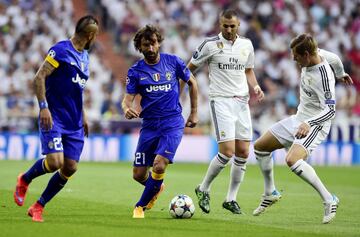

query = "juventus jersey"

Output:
[[190, 33, 254, 98], [296, 54, 337, 126]]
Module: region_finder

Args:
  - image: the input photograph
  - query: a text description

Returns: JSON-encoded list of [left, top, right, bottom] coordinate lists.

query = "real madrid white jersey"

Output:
[[190, 33, 254, 98], [318, 48, 347, 79], [296, 55, 336, 126]]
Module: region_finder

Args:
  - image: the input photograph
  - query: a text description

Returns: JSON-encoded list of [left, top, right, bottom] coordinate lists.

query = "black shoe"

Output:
[[195, 185, 210, 213], [222, 200, 242, 214]]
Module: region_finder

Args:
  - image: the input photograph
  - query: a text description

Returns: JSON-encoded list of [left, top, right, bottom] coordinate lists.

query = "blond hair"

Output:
[[290, 34, 318, 56]]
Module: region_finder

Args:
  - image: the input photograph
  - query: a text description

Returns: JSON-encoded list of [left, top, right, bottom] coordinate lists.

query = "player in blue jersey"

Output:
[[121, 25, 199, 218], [13, 15, 99, 222]]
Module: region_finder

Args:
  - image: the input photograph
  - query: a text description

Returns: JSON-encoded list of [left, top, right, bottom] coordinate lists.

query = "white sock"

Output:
[[291, 159, 333, 202], [255, 149, 275, 195], [200, 153, 230, 192], [226, 156, 247, 202]]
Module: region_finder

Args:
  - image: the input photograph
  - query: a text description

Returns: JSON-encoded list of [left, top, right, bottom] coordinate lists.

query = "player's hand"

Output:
[[83, 119, 89, 137], [254, 85, 265, 102], [185, 112, 198, 128], [39, 108, 53, 130], [338, 74, 353, 85], [295, 122, 310, 139], [124, 107, 139, 120]]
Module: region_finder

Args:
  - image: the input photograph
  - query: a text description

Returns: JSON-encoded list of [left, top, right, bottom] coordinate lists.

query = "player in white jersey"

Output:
[[253, 34, 353, 224], [187, 9, 264, 214]]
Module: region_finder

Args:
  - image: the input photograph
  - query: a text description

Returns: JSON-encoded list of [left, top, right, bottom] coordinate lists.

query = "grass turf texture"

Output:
[[0, 160, 359, 237]]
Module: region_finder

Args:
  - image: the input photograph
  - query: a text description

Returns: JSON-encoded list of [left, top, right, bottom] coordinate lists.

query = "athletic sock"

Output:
[[226, 156, 247, 201], [291, 159, 332, 202], [255, 150, 275, 195], [135, 171, 164, 207], [23, 158, 51, 184], [200, 153, 230, 192], [37, 171, 68, 207]]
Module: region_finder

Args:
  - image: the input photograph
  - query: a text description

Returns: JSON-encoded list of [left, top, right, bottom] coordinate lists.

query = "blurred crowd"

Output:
[[0, 0, 359, 141]]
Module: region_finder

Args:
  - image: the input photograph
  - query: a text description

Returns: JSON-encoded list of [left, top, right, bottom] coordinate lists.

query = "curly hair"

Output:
[[133, 25, 164, 52]]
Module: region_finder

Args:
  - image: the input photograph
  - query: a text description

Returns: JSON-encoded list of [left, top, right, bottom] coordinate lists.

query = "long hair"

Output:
[[133, 25, 164, 52]]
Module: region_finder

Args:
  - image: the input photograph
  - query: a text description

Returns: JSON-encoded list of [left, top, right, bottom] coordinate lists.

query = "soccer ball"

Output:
[[169, 194, 195, 219]]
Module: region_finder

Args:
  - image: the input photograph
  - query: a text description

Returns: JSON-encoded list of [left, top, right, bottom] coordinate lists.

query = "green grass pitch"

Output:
[[1, 160, 359, 237]]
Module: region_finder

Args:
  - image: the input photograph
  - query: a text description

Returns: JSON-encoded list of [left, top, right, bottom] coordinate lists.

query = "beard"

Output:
[[143, 51, 158, 63], [84, 40, 92, 50]]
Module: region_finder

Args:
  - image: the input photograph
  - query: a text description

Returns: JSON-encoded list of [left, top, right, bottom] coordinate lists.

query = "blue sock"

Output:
[[136, 171, 163, 207], [23, 158, 49, 184], [37, 171, 68, 207]]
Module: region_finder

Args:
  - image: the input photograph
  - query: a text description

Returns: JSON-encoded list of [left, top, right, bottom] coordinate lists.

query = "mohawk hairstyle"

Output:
[[75, 15, 98, 35]]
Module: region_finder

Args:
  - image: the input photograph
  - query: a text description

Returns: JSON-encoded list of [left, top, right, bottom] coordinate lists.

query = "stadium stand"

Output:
[[0, 0, 359, 141]]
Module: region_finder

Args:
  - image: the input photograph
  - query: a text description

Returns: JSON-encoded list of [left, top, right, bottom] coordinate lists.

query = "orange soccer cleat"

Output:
[[14, 173, 29, 206], [27, 202, 44, 222], [145, 183, 165, 210], [132, 206, 145, 218]]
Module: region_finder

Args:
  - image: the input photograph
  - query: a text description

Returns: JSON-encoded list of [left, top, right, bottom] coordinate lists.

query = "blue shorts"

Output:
[[133, 116, 184, 167], [40, 124, 84, 162]]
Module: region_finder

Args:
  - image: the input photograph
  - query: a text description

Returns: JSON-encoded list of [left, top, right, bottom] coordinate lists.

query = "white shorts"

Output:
[[209, 97, 252, 143], [270, 115, 330, 155]]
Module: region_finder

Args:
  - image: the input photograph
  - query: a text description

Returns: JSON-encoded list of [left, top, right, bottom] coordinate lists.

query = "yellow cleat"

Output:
[[132, 206, 145, 218], [146, 183, 165, 210]]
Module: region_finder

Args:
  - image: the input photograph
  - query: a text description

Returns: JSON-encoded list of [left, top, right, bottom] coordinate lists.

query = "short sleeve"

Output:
[[45, 44, 65, 68], [245, 41, 255, 68], [126, 68, 138, 94], [175, 56, 191, 82], [190, 40, 212, 67]]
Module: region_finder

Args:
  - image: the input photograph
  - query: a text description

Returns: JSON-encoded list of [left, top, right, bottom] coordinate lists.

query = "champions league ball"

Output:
[[169, 194, 195, 219]]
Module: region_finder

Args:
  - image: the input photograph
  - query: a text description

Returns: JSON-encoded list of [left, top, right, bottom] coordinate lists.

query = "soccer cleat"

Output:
[[222, 200, 242, 214], [145, 183, 165, 210], [322, 195, 339, 224], [133, 206, 145, 218], [14, 173, 29, 206], [27, 202, 44, 222], [195, 185, 210, 213], [253, 189, 282, 216]]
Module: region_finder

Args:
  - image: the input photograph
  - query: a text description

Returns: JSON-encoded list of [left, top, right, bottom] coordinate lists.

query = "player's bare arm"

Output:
[[245, 68, 264, 102], [122, 93, 139, 119], [33, 60, 56, 130], [185, 74, 199, 128], [82, 109, 89, 137], [181, 63, 199, 95]]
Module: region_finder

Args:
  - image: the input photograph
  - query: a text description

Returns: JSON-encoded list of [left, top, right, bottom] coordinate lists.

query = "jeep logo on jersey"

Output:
[[72, 73, 87, 88], [152, 73, 160, 82], [146, 84, 172, 93]]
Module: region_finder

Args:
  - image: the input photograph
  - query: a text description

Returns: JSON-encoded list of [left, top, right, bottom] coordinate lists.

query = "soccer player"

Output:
[[122, 24, 198, 218], [187, 9, 264, 214], [253, 34, 353, 224], [13, 15, 99, 222]]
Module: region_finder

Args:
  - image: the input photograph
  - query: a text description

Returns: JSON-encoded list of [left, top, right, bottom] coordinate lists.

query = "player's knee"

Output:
[[236, 149, 249, 158], [61, 164, 78, 177], [253, 141, 264, 152], [152, 164, 166, 174], [46, 158, 64, 171], [285, 155, 297, 167]]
